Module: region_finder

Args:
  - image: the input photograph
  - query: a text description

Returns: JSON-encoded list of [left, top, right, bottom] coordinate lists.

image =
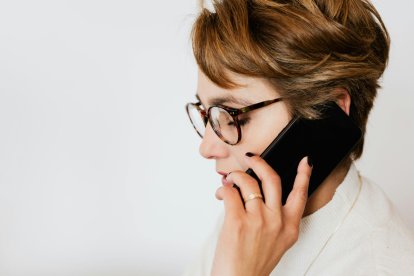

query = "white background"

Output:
[[0, 0, 413, 275]]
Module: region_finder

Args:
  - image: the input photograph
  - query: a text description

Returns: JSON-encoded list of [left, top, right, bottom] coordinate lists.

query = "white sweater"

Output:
[[183, 163, 414, 275]]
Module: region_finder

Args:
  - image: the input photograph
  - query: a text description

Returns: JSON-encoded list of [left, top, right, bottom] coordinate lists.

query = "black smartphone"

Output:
[[242, 101, 362, 205]]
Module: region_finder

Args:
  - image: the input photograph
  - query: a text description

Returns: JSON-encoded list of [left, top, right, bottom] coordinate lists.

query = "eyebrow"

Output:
[[195, 93, 254, 107]]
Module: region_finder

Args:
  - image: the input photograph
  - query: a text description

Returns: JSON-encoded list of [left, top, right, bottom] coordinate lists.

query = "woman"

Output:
[[183, 0, 414, 275]]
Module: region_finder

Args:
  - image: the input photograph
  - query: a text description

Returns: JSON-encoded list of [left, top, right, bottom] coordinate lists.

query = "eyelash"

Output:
[[238, 117, 250, 126], [228, 117, 250, 126]]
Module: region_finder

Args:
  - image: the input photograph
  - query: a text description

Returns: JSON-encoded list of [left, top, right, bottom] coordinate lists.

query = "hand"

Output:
[[212, 154, 313, 276]]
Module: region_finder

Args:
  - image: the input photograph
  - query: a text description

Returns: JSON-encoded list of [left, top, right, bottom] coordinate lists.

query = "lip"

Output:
[[217, 171, 231, 186], [217, 171, 228, 176]]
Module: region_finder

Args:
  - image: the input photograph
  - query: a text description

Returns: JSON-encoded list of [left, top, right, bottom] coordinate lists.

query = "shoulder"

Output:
[[317, 174, 414, 274], [355, 176, 414, 274], [355, 175, 412, 231]]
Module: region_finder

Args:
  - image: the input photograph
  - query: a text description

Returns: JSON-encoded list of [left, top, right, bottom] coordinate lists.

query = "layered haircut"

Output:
[[191, 0, 390, 159]]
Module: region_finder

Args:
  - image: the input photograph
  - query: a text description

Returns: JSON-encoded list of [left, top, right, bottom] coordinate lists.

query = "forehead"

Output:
[[196, 69, 279, 107]]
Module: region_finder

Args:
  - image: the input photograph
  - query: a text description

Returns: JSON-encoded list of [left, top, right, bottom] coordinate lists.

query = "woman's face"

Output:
[[196, 69, 292, 175]]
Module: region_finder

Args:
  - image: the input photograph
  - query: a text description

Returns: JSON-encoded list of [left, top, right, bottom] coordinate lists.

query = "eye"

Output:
[[227, 117, 250, 126], [238, 118, 250, 126]]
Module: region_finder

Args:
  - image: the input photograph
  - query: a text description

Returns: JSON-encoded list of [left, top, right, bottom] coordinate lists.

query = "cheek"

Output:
[[228, 146, 250, 171], [241, 108, 291, 156]]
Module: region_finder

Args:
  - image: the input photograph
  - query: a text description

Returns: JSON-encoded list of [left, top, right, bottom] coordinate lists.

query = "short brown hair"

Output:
[[191, 0, 390, 159]]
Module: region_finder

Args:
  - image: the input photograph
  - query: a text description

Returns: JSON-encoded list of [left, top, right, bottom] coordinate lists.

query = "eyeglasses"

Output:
[[185, 97, 284, 145]]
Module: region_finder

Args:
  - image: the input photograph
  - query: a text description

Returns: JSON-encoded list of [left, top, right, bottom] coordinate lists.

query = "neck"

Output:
[[302, 158, 352, 217]]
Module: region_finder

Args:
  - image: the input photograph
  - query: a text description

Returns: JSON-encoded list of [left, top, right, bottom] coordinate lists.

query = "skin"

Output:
[[196, 69, 352, 275]]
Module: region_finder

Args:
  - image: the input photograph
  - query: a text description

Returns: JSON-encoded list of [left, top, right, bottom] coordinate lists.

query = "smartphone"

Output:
[[242, 101, 362, 205]]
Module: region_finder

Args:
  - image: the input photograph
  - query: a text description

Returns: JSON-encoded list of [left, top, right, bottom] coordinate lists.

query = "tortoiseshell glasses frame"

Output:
[[185, 97, 284, 145]]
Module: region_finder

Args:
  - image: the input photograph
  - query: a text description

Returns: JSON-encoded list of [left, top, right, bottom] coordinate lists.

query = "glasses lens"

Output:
[[186, 103, 206, 138], [209, 107, 239, 145]]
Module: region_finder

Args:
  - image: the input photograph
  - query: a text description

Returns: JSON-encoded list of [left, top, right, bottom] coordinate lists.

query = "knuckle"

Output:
[[246, 177, 259, 187], [235, 175, 259, 191], [227, 170, 244, 183], [231, 170, 244, 177], [269, 216, 283, 233], [267, 220, 282, 235], [268, 173, 281, 184], [225, 209, 242, 222], [284, 224, 299, 245], [219, 186, 238, 200], [251, 215, 265, 230], [295, 173, 307, 184], [228, 170, 238, 177], [272, 215, 283, 229], [292, 185, 308, 201], [249, 155, 264, 168], [225, 216, 245, 237]]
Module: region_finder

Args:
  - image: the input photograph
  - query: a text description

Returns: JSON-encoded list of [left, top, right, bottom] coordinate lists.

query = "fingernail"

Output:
[[245, 152, 255, 157], [307, 156, 313, 168]]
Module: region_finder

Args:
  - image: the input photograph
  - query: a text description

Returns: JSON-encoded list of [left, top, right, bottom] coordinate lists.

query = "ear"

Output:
[[334, 88, 351, 116]]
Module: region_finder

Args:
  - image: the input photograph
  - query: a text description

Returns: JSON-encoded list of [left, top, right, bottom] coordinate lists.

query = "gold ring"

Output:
[[244, 193, 263, 203]]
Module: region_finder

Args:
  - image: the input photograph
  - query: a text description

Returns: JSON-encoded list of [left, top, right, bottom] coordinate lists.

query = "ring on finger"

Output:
[[244, 192, 263, 204]]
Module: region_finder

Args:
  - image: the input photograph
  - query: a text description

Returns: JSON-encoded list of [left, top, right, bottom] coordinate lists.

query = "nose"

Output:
[[199, 122, 228, 159]]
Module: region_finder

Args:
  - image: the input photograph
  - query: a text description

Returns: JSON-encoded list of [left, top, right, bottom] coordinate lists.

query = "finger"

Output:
[[244, 152, 282, 211], [215, 185, 245, 218], [283, 156, 313, 227], [225, 171, 264, 213]]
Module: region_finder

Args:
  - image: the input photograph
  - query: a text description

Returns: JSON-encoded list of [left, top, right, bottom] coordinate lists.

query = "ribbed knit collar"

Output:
[[272, 163, 361, 275]]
